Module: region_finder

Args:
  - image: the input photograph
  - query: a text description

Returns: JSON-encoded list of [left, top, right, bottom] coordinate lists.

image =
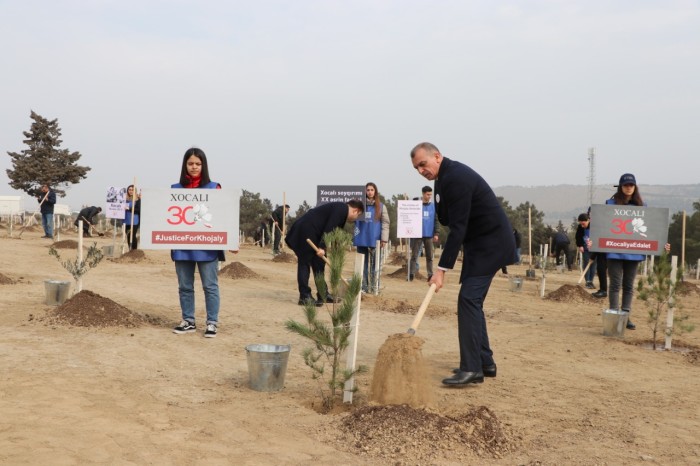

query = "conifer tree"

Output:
[[6, 111, 90, 197]]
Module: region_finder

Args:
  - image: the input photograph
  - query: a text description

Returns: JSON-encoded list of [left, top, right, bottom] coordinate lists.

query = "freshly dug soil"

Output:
[[46, 290, 145, 328], [545, 283, 599, 304], [52, 240, 79, 249], [114, 249, 146, 263], [369, 333, 434, 408], [332, 404, 519, 463], [219, 261, 261, 279], [272, 251, 296, 263], [0, 273, 15, 284]]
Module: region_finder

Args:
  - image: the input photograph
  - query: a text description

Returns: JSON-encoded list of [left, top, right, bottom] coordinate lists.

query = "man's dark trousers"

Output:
[[457, 274, 496, 372]]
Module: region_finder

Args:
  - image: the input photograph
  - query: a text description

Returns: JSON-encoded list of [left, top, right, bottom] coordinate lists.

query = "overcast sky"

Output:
[[1, 0, 698, 212]]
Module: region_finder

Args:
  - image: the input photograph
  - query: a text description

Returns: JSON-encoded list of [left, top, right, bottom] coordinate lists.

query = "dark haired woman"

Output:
[[352, 182, 390, 293], [171, 148, 225, 338], [124, 184, 140, 250]]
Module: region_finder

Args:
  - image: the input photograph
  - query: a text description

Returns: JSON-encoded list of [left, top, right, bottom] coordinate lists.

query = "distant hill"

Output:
[[494, 184, 700, 226]]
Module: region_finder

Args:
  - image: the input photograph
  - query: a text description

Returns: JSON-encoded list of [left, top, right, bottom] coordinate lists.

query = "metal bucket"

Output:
[[509, 277, 523, 292], [44, 280, 71, 305], [102, 245, 114, 257], [245, 344, 291, 392], [602, 309, 629, 337]]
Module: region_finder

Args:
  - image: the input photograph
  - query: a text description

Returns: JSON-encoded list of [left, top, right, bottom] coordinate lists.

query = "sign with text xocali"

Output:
[[316, 185, 364, 206], [589, 204, 669, 255], [140, 188, 240, 250]]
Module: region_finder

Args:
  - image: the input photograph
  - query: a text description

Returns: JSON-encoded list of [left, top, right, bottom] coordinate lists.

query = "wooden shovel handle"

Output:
[[306, 238, 331, 266], [407, 283, 437, 335], [577, 259, 594, 284]]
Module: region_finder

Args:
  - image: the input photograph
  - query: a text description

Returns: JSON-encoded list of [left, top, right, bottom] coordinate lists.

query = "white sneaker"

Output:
[[204, 323, 217, 338]]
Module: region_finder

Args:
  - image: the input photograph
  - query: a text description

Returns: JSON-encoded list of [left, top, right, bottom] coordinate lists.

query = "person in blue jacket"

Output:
[[409, 185, 439, 281], [575, 213, 596, 288], [353, 182, 390, 293], [123, 184, 140, 250], [411, 142, 515, 387], [171, 148, 229, 338], [603, 173, 670, 330]]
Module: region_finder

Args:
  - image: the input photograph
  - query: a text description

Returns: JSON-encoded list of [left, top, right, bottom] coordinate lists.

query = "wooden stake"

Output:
[[664, 255, 678, 350], [343, 252, 364, 404]]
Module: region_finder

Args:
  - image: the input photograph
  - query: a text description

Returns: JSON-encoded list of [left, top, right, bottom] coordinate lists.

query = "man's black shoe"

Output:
[[298, 297, 316, 306], [452, 364, 496, 378], [442, 371, 484, 386], [592, 290, 607, 298], [408, 274, 414, 282], [626, 320, 636, 330]]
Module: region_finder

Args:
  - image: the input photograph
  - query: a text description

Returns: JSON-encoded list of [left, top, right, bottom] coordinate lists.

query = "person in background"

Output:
[[124, 184, 140, 250], [38, 184, 56, 239], [75, 206, 102, 237], [286, 200, 364, 306], [575, 213, 596, 289], [411, 142, 515, 387], [353, 182, 390, 293], [553, 230, 573, 271], [410, 186, 438, 282], [171, 148, 237, 338], [594, 173, 670, 330], [270, 204, 290, 255], [513, 228, 522, 265]]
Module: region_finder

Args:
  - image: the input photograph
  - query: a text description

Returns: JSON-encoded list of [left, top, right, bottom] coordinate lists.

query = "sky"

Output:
[[1, 0, 699, 212]]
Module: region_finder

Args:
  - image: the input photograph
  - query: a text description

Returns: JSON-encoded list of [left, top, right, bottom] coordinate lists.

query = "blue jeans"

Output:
[[457, 274, 496, 372], [175, 260, 220, 324], [607, 259, 639, 312], [41, 213, 53, 237], [357, 246, 382, 293]]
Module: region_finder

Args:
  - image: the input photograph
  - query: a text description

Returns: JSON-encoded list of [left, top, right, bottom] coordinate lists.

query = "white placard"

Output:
[[396, 200, 423, 239], [105, 187, 127, 220], [140, 188, 239, 250]]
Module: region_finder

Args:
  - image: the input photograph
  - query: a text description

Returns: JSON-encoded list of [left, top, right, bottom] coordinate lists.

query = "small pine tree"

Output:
[[6, 111, 90, 197], [285, 228, 366, 411], [637, 252, 694, 349]]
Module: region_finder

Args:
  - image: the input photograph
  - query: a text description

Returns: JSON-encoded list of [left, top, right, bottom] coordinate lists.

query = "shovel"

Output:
[[407, 283, 437, 335], [81, 216, 105, 237], [305, 238, 350, 285]]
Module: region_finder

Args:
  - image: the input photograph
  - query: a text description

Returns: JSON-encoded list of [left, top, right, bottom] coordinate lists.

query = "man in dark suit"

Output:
[[285, 200, 364, 306], [410, 142, 515, 386]]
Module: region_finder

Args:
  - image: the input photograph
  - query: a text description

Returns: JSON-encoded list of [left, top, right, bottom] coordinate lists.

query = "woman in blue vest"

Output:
[[123, 184, 140, 250], [603, 173, 670, 330], [171, 148, 225, 338], [353, 182, 390, 293]]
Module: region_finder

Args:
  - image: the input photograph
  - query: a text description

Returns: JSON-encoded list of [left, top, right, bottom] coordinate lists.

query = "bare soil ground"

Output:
[[1, 227, 700, 465]]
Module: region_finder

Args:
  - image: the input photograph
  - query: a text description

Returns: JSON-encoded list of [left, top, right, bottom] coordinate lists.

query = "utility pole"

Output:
[[587, 148, 596, 208]]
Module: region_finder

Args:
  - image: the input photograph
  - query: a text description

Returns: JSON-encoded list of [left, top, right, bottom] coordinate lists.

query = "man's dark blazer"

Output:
[[434, 157, 515, 280], [285, 202, 349, 259]]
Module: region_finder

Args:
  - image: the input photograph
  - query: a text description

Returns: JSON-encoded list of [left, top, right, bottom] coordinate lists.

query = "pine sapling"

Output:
[[285, 228, 367, 411]]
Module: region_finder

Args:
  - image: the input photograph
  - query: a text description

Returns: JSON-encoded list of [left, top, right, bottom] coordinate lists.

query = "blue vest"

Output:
[[605, 198, 645, 262], [125, 200, 139, 226], [422, 202, 436, 238], [170, 181, 223, 262], [353, 204, 382, 248]]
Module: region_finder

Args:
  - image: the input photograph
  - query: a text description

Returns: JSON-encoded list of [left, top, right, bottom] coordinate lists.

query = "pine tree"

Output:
[[6, 111, 90, 198]]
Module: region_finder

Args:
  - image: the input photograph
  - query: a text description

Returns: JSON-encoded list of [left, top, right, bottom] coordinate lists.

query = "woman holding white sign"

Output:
[[171, 148, 225, 338]]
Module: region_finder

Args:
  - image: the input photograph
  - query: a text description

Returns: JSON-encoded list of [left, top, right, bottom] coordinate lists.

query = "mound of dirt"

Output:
[[114, 249, 146, 263], [369, 296, 454, 318], [545, 284, 598, 304], [0, 273, 15, 285], [387, 265, 425, 281], [46, 290, 145, 328], [219, 262, 261, 279], [331, 404, 518, 463], [272, 252, 296, 263], [52, 240, 79, 249], [677, 280, 700, 296], [387, 251, 407, 266]]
